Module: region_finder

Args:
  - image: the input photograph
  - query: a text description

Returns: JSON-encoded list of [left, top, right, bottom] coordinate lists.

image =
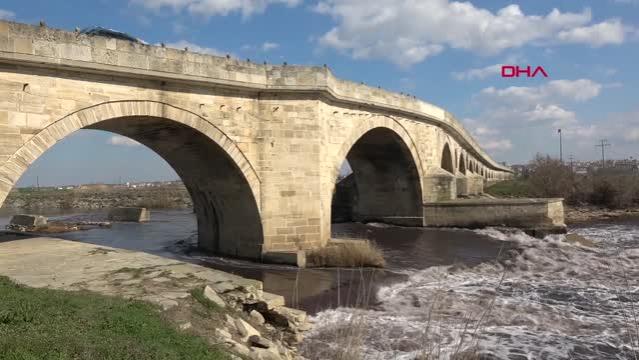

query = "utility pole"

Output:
[[36, 176, 39, 191], [558, 128, 563, 163], [595, 139, 610, 168]]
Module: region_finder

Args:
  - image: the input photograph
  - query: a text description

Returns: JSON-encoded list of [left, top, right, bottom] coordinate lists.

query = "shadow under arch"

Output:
[[331, 125, 424, 226], [0, 100, 264, 259]]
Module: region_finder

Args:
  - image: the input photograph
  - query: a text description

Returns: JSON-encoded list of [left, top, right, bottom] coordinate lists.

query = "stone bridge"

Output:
[[0, 21, 512, 261]]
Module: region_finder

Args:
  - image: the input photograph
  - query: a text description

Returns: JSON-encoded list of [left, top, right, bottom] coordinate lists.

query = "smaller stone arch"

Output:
[[330, 117, 424, 226], [441, 143, 454, 174], [458, 153, 467, 174]]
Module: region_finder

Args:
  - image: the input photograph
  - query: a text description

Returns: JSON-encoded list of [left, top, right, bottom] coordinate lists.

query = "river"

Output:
[[1, 208, 637, 359]]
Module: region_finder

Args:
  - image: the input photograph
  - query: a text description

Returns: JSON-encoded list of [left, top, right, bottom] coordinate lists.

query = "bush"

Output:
[[307, 239, 386, 268], [527, 154, 575, 198], [589, 179, 618, 207]]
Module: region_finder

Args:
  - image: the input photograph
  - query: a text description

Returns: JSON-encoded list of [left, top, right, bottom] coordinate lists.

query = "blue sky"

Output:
[[1, 0, 637, 187]]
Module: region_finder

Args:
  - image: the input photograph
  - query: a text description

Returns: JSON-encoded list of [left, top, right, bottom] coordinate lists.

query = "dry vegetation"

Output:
[[488, 154, 639, 209], [306, 239, 386, 268]]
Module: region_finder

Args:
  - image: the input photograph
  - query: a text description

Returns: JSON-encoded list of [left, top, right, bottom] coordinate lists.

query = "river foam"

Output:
[[302, 223, 639, 359]]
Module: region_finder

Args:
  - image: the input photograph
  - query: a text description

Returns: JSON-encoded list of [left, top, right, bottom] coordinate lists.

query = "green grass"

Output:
[[485, 179, 534, 198], [0, 276, 230, 360]]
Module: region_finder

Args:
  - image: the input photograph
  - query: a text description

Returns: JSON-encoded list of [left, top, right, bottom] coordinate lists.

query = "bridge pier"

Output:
[[422, 170, 457, 202]]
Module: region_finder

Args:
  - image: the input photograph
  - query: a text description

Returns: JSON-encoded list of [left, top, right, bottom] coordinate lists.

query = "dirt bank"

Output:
[[2, 186, 192, 210], [0, 234, 311, 360], [565, 205, 639, 225]]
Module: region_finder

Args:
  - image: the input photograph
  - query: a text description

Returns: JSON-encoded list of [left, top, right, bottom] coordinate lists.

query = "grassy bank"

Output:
[[0, 276, 230, 360]]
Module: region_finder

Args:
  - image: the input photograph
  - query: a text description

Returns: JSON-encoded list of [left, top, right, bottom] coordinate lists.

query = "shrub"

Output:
[[307, 239, 386, 268]]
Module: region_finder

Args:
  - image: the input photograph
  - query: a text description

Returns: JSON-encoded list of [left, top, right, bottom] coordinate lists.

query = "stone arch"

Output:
[[332, 116, 425, 184], [0, 100, 263, 258], [458, 153, 467, 174], [441, 143, 454, 174], [330, 117, 424, 225]]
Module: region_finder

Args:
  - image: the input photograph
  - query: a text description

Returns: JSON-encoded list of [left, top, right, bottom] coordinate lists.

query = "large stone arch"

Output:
[[329, 116, 425, 226], [0, 100, 264, 258]]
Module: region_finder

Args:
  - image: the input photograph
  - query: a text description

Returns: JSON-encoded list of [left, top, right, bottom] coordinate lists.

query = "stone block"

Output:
[[107, 207, 150, 222], [261, 250, 306, 267], [10, 214, 47, 227]]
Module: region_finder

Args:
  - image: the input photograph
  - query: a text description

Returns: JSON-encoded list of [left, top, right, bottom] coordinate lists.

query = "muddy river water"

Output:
[[1, 208, 637, 359]]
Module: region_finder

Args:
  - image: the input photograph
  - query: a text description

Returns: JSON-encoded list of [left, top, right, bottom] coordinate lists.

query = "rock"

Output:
[[235, 318, 260, 341], [10, 214, 47, 227], [286, 332, 304, 345], [203, 285, 227, 308], [162, 291, 190, 299], [262, 292, 285, 309], [266, 306, 307, 328], [296, 322, 312, 332], [179, 322, 192, 330], [249, 347, 282, 360], [107, 207, 150, 222], [248, 335, 272, 349], [143, 295, 178, 310], [565, 233, 595, 247], [225, 314, 236, 328], [211, 281, 238, 294], [226, 339, 252, 358], [250, 310, 265, 324], [241, 285, 263, 299], [215, 328, 232, 339]]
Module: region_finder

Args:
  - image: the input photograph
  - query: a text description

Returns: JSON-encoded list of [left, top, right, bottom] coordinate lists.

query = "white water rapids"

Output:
[[302, 222, 639, 359]]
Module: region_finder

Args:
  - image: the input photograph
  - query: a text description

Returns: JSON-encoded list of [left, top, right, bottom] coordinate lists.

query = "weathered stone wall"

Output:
[[0, 20, 512, 260], [423, 198, 566, 231]]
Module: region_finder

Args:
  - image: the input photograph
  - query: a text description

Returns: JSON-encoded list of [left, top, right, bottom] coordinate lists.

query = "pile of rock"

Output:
[[5, 214, 48, 232], [198, 282, 312, 360]]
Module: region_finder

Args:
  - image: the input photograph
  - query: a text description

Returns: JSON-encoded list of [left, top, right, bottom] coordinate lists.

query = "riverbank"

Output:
[[0, 235, 311, 360], [0, 275, 231, 359], [2, 185, 192, 210], [565, 205, 639, 225]]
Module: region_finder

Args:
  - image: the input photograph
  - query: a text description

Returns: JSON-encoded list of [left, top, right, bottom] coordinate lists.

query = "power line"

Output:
[[595, 139, 610, 168]]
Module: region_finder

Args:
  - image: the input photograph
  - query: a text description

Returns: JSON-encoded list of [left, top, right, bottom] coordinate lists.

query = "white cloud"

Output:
[[557, 19, 626, 47], [314, 1, 633, 66], [131, 0, 301, 18], [463, 118, 512, 153], [625, 128, 639, 141], [478, 79, 602, 106], [108, 135, 142, 147], [0, 9, 15, 20], [164, 40, 228, 57], [522, 104, 577, 126], [261, 42, 279, 51], [452, 54, 525, 80], [468, 79, 604, 154], [452, 64, 502, 81], [482, 138, 513, 151]]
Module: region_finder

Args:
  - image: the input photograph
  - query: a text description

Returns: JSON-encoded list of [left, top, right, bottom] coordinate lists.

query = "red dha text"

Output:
[[501, 65, 549, 78]]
